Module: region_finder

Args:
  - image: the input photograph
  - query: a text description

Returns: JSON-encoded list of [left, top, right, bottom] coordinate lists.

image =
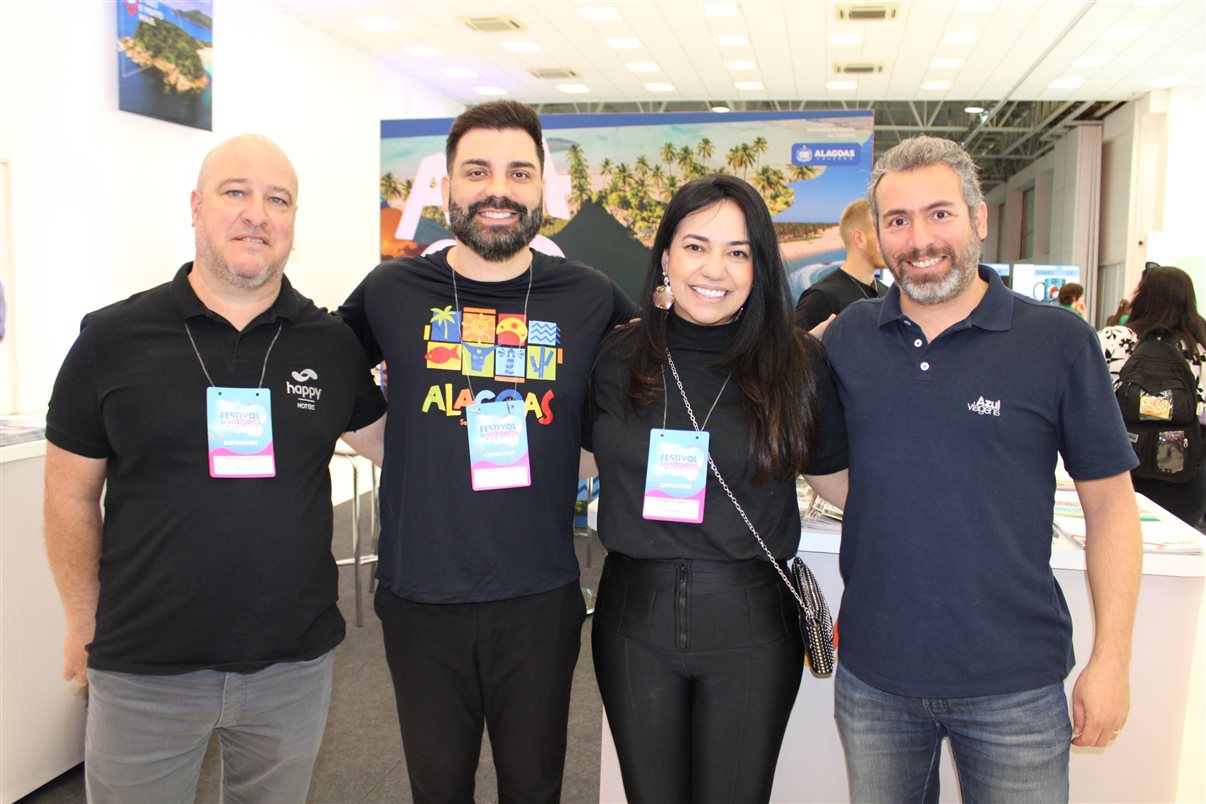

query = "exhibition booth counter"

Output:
[[587, 492, 1206, 803]]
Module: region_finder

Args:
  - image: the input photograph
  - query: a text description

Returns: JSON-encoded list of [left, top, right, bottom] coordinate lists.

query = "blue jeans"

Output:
[[834, 664, 1071, 803], [85, 651, 334, 804]]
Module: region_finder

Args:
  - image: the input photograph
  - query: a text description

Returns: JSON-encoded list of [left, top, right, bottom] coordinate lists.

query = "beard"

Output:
[[447, 195, 543, 262], [194, 228, 287, 291], [886, 232, 982, 306]]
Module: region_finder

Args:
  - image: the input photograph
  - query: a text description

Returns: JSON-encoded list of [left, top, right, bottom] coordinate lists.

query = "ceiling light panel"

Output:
[[702, 3, 741, 17], [578, 6, 621, 21]]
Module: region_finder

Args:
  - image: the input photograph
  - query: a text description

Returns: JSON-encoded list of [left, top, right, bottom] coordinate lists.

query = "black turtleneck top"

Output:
[[587, 313, 847, 561]]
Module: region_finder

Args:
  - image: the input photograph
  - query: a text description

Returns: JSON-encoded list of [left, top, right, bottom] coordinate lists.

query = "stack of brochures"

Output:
[[799, 482, 844, 534], [1052, 487, 1203, 554]]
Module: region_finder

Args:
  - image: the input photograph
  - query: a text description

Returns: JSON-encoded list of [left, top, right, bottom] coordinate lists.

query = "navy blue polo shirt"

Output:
[[824, 266, 1137, 697]]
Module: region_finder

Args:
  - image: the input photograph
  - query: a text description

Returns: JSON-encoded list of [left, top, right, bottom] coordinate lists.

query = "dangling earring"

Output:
[[652, 274, 674, 310]]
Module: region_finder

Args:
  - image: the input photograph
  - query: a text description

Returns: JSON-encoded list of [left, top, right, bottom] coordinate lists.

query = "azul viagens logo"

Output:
[[967, 396, 1001, 416]]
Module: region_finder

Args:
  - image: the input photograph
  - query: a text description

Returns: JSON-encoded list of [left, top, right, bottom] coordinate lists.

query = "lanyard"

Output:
[[185, 321, 283, 388], [449, 258, 533, 397]]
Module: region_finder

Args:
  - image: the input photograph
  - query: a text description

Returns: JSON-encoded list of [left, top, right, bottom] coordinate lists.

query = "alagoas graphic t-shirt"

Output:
[[337, 248, 635, 604]]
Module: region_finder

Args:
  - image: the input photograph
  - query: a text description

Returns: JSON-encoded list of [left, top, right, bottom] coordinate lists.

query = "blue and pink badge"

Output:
[[466, 400, 532, 491], [643, 429, 709, 523], [206, 387, 275, 478]]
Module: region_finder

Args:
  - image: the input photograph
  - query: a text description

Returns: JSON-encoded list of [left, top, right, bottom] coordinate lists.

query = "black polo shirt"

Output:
[[794, 267, 886, 331], [47, 264, 386, 674], [824, 266, 1137, 697]]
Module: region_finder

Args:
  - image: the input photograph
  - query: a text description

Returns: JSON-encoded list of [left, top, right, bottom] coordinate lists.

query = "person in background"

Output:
[[1059, 281, 1087, 318], [1099, 265, 1206, 524], [43, 134, 387, 803], [825, 134, 1142, 802], [793, 198, 887, 334], [336, 100, 635, 803], [1106, 297, 1132, 327], [587, 174, 849, 804]]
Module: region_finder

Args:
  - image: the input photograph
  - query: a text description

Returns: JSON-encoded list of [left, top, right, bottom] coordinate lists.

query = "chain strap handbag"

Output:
[[665, 353, 836, 677]]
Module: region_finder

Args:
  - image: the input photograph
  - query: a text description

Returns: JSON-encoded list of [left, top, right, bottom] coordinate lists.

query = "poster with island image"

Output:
[[117, 0, 212, 130], [380, 111, 874, 301]]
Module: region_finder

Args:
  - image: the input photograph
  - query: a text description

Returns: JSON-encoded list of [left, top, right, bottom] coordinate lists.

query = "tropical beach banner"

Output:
[[380, 110, 874, 301], [117, 0, 213, 130]]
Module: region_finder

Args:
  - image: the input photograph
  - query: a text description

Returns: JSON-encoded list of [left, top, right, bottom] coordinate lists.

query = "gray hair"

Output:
[[868, 135, 983, 224]]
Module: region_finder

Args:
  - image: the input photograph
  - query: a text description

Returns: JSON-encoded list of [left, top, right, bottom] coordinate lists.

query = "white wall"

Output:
[[0, 1, 458, 415]]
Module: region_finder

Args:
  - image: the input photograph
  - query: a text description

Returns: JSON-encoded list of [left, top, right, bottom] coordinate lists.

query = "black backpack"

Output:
[[1115, 327, 1202, 482]]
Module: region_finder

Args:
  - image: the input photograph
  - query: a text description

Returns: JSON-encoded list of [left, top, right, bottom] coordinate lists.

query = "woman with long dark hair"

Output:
[[586, 175, 849, 803], [1100, 264, 1206, 523]]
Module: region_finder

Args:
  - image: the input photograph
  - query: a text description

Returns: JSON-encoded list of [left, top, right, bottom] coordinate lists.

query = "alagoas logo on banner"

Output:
[[792, 142, 861, 166], [287, 368, 322, 411]]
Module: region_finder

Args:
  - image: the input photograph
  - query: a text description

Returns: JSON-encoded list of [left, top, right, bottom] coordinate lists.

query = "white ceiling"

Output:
[[271, 0, 1204, 107]]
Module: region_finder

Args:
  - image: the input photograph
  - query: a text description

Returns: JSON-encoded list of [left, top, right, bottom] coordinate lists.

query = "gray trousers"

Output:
[[84, 650, 334, 804]]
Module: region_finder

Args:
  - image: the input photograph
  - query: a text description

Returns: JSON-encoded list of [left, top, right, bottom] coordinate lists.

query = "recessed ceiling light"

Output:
[[626, 61, 659, 72], [578, 6, 621, 21], [1102, 26, 1147, 40], [921, 80, 952, 90], [1185, 53, 1206, 65], [1149, 72, 1189, 88], [716, 34, 749, 46], [558, 83, 591, 94], [726, 60, 757, 71], [474, 86, 508, 96], [501, 40, 541, 53], [606, 37, 643, 49], [827, 80, 858, 90], [942, 31, 977, 44], [930, 58, 964, 69], [1073, 55, 1112, 67], [441, 67, 478, 78], [955, 0, 997, 10], [1049, 76, 1085, 89], [403, 45, 443, 57], [702, 3, 741, 17], [645, 82, 675, 92], [711, 104, 731, 113], [355, 17, 402, 32], [734, 80, 763, 90], [964, 105, 985, 114], [827, 33, 862, 45]]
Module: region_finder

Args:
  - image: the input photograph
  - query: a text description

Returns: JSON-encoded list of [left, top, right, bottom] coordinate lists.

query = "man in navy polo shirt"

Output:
[[823, 135, 1142, 802]]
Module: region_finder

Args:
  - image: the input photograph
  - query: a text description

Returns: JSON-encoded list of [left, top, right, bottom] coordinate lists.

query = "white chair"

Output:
[[331, 441, 379, 626]]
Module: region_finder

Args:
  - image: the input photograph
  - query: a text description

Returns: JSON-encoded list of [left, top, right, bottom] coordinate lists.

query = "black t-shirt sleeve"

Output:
[[334, 271, 384, 366], [794, 286, 838, 331], [45, 315, 110, 458], [803, 341, 849, 476]]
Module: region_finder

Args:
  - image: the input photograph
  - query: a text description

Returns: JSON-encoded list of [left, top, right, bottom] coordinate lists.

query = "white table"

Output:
[[589, 498, 1206, 803], [1, 439, 86, 804]]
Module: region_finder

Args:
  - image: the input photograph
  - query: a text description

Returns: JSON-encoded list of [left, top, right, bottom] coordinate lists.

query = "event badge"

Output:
[[466, 400, 531, 491], [643, 429, 709, 523], [206, 387, 275, 478]]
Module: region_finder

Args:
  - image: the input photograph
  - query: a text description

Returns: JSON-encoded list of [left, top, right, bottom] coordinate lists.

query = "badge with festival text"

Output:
[[206, 387, 275, 478], [466, 400, 532, 491], [642, 429, 709, 523]]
